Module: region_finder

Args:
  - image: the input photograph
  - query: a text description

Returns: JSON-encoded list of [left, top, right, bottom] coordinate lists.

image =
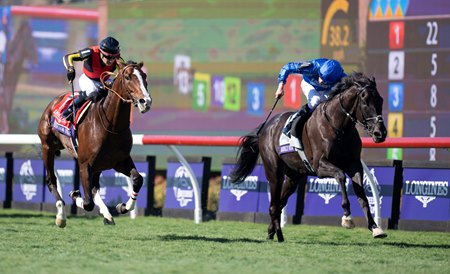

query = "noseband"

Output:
[[338, 83, 383, 135]]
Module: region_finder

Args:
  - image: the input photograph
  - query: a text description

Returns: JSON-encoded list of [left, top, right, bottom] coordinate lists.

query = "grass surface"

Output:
[[0, 209, 448, 274]]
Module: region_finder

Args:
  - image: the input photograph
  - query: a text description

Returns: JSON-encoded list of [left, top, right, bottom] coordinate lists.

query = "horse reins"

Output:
[[96, 65, 138, 134], [100, 66, 135, 104]]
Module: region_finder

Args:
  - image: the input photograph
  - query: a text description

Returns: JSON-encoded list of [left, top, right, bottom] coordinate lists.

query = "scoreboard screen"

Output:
[[366, 0, 450, 161]]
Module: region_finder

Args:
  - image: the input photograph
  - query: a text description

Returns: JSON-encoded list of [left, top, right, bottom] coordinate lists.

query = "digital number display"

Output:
[[366, 0, 450, 161]]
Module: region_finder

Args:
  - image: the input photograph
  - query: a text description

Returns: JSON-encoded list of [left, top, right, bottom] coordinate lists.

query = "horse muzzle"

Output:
[[136, 97, 152, 113], [371, 124, 387, 143]]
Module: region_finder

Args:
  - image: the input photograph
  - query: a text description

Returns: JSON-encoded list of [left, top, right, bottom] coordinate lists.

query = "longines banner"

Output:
[[0, 157, 6, 202], [43, 159, 75, 203], [91, 162, 149, 209], [401, 168, 449, 221], [165, 161, 205, 210], [257, 175, 297, 216], [303, 166, 395, 218], [13, 159, 45, 203], [219, 164, 263, 213], [219, 164, 297, 215]]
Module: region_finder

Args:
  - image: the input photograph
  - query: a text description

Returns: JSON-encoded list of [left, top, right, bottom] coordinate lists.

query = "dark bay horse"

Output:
[[230, 72, 387, 242], [38, 60, 152, 227]]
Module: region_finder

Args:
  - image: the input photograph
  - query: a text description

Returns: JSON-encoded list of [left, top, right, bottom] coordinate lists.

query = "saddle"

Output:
[[50, 92, 92, 140], [278, 113, 315, 173]]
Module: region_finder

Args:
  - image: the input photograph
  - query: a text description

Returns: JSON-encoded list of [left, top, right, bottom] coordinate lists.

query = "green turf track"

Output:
[[0, 209, 448, 274]]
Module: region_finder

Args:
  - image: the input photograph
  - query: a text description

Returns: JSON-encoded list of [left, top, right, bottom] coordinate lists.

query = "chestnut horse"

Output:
[[37, 60, 152, 227], [230, 72, 387, 242]]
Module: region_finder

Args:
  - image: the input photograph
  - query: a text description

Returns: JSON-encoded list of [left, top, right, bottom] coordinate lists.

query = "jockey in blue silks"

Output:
[[275, 58, 347, 146]]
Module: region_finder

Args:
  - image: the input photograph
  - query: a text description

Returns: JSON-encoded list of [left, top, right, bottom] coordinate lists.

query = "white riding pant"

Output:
[[78, 74, 113, 96], [301, 79, 330, 110], [78, 74, 101, 96]]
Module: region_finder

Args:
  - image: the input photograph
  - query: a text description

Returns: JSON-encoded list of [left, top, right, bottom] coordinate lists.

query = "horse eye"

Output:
[[125, 75, 131, 81]]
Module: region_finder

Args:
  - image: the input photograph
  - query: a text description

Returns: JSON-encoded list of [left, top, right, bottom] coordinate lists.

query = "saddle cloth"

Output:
[[50, 92, 91, 138], [278, 113, 315, 173]]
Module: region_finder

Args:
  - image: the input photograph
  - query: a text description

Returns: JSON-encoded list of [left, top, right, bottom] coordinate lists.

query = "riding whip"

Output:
[[256, 97, 280, 135], [70, 79, 75, 124]]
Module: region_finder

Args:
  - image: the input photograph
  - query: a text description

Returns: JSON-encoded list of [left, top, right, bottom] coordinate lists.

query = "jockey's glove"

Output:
[[67, 66, 75, 83]]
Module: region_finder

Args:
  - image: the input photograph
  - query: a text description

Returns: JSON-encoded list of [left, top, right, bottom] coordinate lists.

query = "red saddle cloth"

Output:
[[51, 92, 91, 137]]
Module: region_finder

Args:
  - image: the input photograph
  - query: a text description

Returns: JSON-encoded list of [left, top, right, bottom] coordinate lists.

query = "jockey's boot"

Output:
[[88, 83, 108, 102], [62, 93, 87, 119], [282, 104, 310, 137], [289, 104, 312, 149]]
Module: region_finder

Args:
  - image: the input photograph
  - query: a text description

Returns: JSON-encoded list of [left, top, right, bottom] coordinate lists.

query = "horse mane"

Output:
[[328, 72, 376, 98]]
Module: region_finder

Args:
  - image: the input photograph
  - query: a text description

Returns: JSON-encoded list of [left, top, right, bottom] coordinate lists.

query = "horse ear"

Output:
[[117, 60, 125, 69], [138, 61, 144, 68]]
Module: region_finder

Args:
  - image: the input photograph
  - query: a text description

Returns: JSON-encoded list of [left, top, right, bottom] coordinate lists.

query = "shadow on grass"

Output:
[[382, 241, 450, 249], [0, 213, 53, 219], [292, 239, 450, 249], [158, 234, 265, 243]]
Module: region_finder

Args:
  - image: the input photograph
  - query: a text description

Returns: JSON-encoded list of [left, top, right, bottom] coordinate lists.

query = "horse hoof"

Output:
[[103, 218, 115, 225], [372, 227, 387, 238], [341, 216, 356, 229], [276, 230, 284, 243], [267, 232, 275, 240], [55, 218, 66, 228], [116, 203, 129, 214]]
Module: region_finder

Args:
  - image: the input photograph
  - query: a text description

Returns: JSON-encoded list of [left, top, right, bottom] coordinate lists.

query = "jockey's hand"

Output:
[[275, 82, 284, 99], [67, 66, 75, 83]]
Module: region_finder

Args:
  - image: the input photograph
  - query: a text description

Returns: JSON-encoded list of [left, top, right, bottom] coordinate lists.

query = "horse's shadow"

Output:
[[291, 239, 450, 249], [158, 234, 450, 249], [157, 234, 265, 244]]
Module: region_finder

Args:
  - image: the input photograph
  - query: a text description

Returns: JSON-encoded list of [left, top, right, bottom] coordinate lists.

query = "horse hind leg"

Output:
[[265, 163, 286, 242], [41, 143, 67, 228]]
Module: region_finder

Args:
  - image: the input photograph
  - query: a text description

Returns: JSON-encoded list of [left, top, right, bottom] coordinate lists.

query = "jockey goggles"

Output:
[[100, 49, 120, 60]]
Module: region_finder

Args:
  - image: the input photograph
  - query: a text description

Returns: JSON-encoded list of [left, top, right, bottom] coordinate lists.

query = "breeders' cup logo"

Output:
[[19, 160, 37, 201], [173, 166, 193, 207], [363, 168, 383, 214], [222, 175, 258, 201], [308, 177, 349, 204], [404, 179, 448, 208]]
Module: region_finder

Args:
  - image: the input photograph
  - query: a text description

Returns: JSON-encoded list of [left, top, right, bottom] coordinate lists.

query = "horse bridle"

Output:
[[337, 82, 384, 135], [100, 64, 142, 104]]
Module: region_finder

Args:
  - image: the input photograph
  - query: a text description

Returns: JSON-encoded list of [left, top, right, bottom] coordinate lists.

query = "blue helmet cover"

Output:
[[319, 59, 344, 84]]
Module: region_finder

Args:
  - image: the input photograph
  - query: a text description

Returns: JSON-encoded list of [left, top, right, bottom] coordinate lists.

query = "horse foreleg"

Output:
[[115, 165, 142, 215], [351, 171, 387, 238], [317, 158, 354, 229], [70, 165, 95, 212], [93, 190, 115, 225]]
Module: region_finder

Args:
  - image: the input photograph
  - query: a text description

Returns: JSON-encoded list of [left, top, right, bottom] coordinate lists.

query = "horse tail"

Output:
[[229, 133, 260, 183]]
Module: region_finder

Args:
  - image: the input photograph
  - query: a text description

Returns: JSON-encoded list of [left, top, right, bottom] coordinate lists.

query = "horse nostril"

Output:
[[139, 98, 146, 104]]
